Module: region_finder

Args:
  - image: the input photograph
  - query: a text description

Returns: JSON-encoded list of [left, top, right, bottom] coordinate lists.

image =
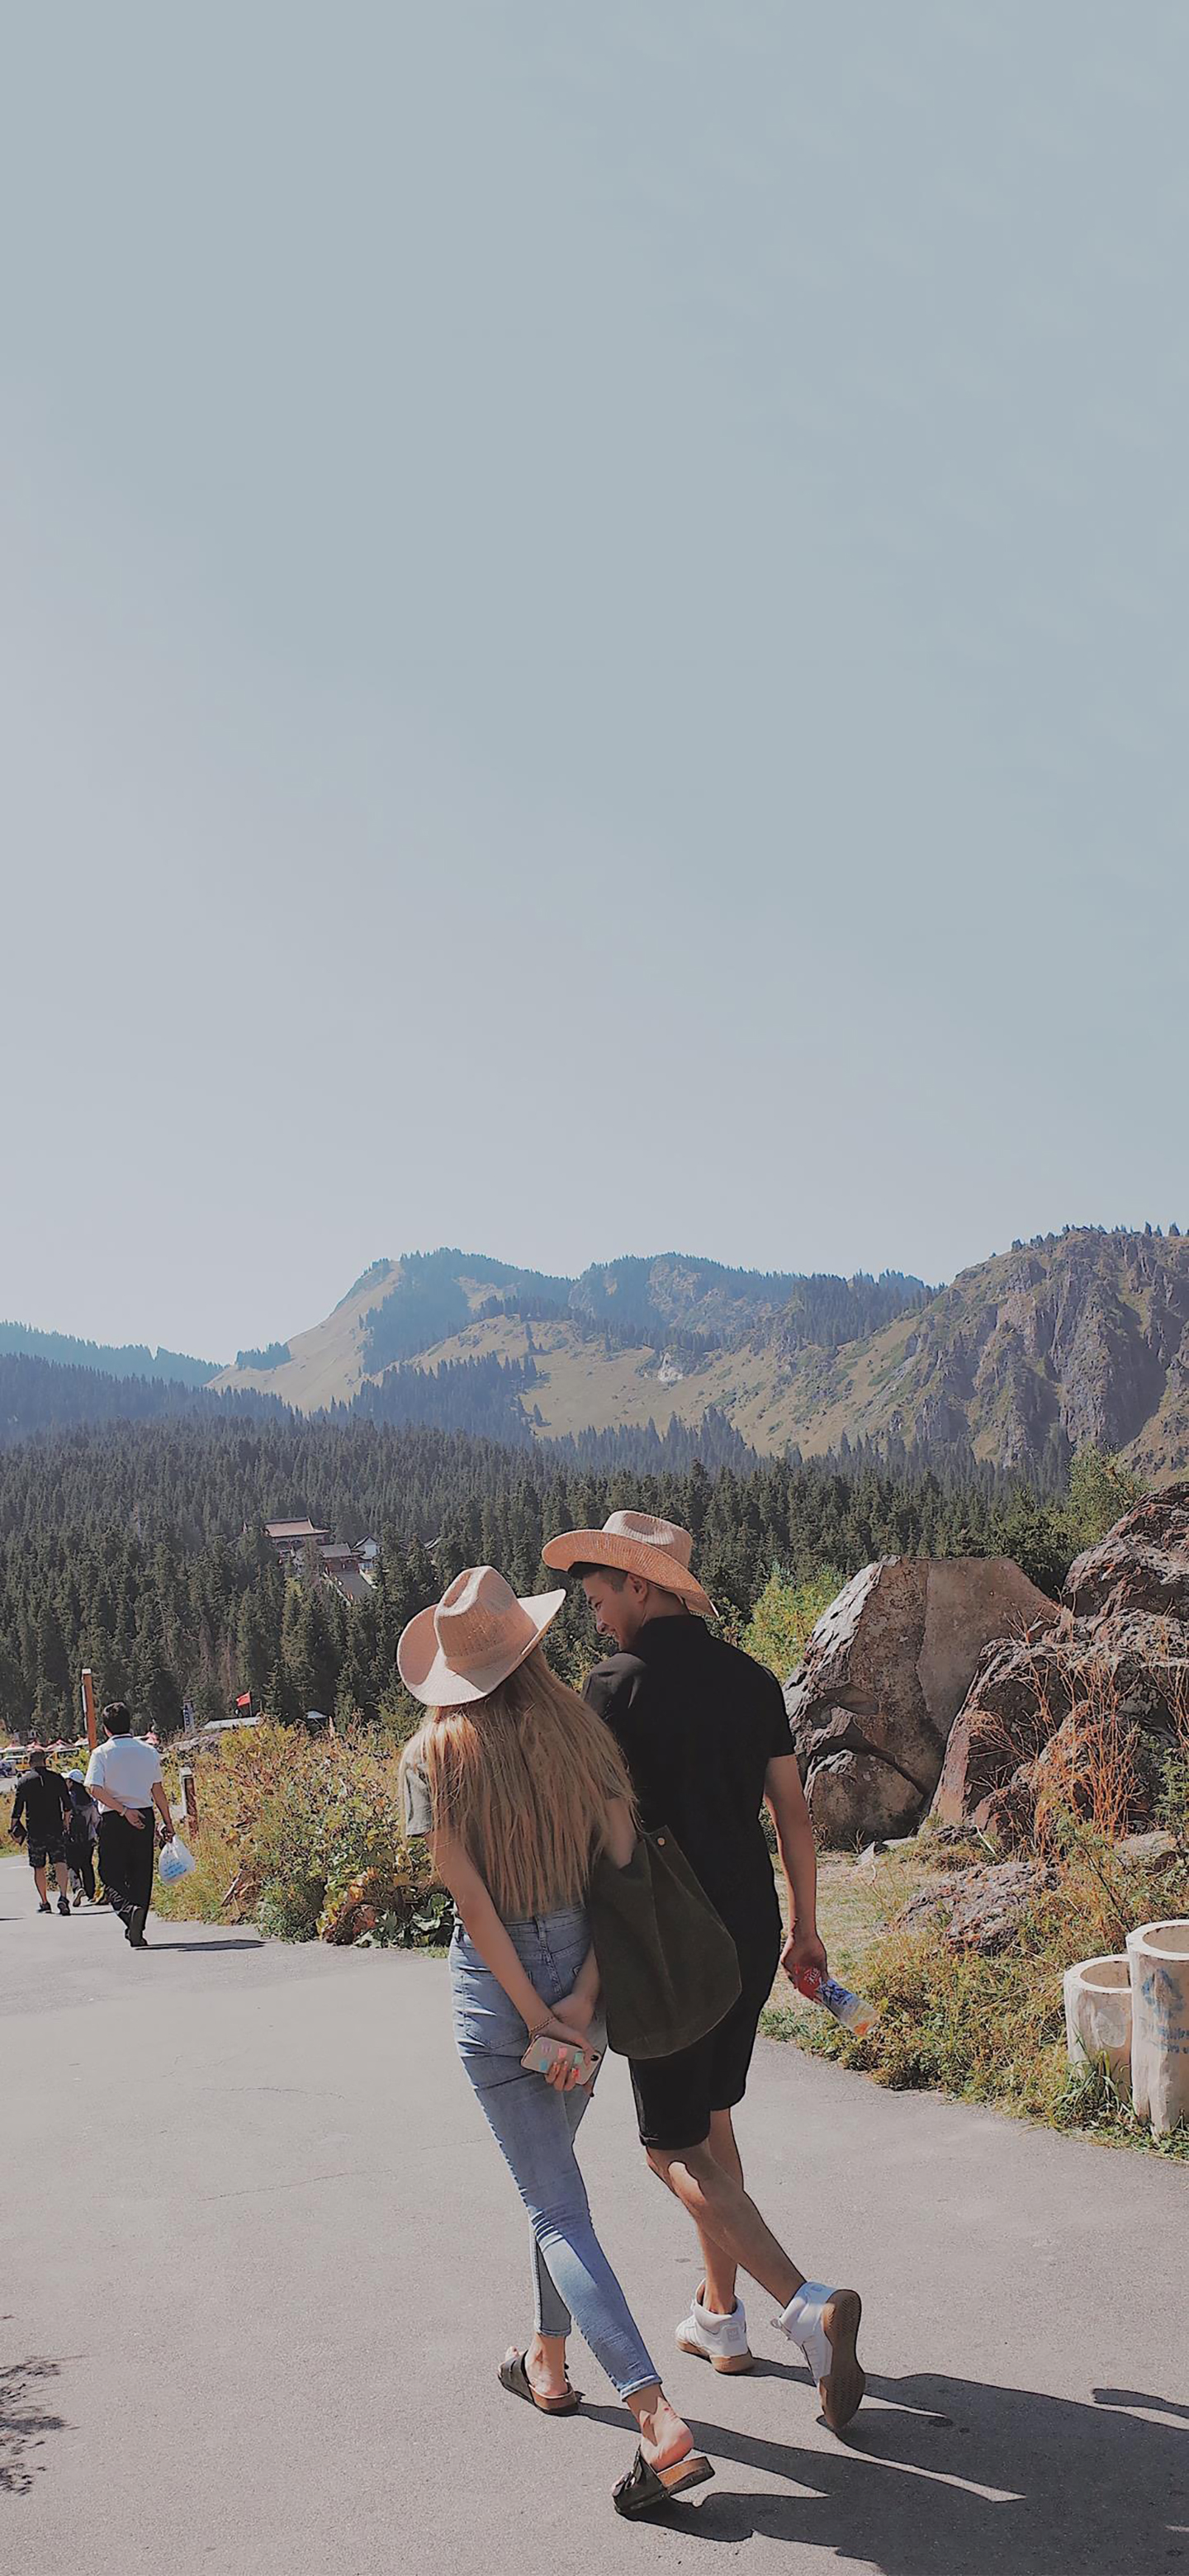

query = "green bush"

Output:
[[257, 1876, 324, 1941], [742, 1565, 844, 1680], [154, 1721, 443, 1947]]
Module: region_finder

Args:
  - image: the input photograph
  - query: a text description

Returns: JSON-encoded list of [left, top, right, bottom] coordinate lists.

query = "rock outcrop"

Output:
[[1063, 1484, 1189, 1622], [896, 1859, 1057, 1954], [784, 1556, 1058, 1845], [932, 1486, 1189, 1841]]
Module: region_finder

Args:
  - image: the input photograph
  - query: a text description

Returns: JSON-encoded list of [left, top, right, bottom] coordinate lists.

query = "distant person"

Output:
[[84, 1703, 173, 1948], [398, 1565, 713, 2519], [64, 1768, 100, 1905], [10, 1745, 73, 1915], [542, 1510, 865, 2432]]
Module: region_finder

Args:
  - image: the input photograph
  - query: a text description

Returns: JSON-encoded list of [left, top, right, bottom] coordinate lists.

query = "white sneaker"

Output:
[[675, 2287, 753, 2375], [775, 2281, 865, 2432]]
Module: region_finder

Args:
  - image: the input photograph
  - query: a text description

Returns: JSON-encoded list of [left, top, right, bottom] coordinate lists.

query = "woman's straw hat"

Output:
[[541, 1510, 716, 1619], [397, 1565, 566, 1707]]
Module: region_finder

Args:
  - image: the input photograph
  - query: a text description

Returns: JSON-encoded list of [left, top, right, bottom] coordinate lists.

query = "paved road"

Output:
[[2, 1854, 1187, 2574]]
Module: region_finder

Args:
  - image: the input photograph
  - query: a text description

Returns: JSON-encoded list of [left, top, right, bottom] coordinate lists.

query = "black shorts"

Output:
[[27, 1837, 66, 1870], [630, 1918, 781, 2153]]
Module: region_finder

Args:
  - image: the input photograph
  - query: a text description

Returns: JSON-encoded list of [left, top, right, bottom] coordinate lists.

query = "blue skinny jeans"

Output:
[[450, 1905, 659, 2401]]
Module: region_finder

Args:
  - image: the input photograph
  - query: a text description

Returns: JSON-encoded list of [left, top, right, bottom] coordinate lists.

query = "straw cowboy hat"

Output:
[[397, 1565, 566, 1707], [541, 1511, 716, 1619]]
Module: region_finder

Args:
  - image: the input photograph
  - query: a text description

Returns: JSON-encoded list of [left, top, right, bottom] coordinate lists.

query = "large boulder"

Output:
[[933, 1633, 1180, 1838], [935, 1485, 1189, 1839], [784, 1556, 1058, 1847], [978, 1709, 1162, 1847], [1062, 1483, 1189, 1622], [931, 1635, 1074, 1830]]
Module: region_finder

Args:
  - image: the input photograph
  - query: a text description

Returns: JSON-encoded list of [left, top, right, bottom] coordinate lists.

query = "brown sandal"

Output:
[[612, 2447, 714, 2517], [498, 2350, 582, 2415]]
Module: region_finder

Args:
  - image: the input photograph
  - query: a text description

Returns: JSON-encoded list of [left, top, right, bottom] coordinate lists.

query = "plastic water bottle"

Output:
[[789, 1962, 879, 2039]]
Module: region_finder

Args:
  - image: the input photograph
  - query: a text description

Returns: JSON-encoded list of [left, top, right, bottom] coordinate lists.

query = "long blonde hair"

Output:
[[401, 1646, 634, 1920]]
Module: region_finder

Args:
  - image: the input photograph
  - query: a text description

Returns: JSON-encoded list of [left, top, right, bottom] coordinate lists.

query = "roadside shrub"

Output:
[[154, 1721, 443, 1945], [776, 1843, 1189, 2155]]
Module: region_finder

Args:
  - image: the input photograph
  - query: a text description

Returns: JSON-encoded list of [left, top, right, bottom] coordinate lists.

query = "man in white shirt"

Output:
[[84, 1702, 173, 1948]]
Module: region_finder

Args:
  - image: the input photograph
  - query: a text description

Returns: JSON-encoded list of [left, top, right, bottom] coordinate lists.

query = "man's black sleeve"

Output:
[[583, 1654, 645, 1736], [11, 1779, 26, 1835], [763, 1669, 797, 1762]]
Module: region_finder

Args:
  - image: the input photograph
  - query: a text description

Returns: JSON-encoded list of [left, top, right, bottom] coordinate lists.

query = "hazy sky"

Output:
[[2, 3, 1184, 1361]]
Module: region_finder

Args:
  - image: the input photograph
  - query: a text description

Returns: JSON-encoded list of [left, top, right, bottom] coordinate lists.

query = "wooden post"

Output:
[[81, 1669, 98, 1753], [181, 1766, 199, 1842]]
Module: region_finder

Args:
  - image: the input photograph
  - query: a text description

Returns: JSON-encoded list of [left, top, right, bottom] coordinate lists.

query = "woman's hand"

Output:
[[551, 1986, 595, 2039], [534, 2011, 593, 2092]]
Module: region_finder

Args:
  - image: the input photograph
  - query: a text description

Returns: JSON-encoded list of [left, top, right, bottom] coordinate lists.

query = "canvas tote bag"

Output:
[[588, 1826, 741, 2059]]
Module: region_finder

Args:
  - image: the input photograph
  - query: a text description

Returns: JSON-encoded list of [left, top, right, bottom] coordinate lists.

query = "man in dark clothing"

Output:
[[64, 1769, 100, 1904], [584, 1612, 810, 2155], [542, 1509, 865, 2434], [10, 1746, 73, 1915]]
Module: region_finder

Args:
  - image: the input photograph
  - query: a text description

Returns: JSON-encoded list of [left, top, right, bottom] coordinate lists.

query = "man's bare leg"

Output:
[[698, 2109, 745, 2316], [649, 2138, 804, 2308], [33, 1863, 49, 1907], [649, 2140, 865, 2431]]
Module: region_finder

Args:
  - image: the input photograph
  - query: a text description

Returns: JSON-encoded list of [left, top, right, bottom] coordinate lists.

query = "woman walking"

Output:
[[399, 1565, 713, 2520]]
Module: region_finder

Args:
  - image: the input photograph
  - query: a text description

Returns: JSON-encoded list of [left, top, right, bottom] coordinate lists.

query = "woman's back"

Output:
[[402, 1650, 633, 1920]]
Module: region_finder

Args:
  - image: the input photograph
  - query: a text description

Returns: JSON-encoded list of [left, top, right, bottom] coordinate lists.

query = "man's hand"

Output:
[[781, 1927, 828, 1982], [125, 1808, 146, 1830]]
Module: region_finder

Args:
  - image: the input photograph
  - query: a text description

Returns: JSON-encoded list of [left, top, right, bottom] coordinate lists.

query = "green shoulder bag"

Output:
[[587, 1826, 741, 2060]]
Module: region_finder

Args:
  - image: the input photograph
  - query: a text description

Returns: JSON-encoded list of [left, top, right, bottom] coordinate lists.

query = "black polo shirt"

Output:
[[584, 1613, 793, 1953]]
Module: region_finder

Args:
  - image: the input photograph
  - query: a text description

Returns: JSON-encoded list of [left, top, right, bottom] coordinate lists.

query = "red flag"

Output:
[[235, 1692, 252, 1711]]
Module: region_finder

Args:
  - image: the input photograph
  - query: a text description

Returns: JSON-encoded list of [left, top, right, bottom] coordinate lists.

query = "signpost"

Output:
[[81, 1668, 98, 1753]]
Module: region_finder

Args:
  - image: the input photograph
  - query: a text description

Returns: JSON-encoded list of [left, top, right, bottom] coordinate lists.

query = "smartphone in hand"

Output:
[[520, 2031, 601, 2086]]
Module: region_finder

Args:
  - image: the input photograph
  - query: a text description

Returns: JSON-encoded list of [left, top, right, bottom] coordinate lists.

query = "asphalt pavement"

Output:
[[2, 1851, 1187, 2574]]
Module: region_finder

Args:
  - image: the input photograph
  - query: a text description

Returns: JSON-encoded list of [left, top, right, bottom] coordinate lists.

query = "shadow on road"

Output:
[[584, 2370, 1189, 2572], [0, 2357, 68, 2497], [145, 1938, 263, 1953]]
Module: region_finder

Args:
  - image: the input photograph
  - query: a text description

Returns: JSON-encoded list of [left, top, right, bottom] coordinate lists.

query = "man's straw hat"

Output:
[[397, 1565, 566, 1707], [542, 1511, 716, 1619]]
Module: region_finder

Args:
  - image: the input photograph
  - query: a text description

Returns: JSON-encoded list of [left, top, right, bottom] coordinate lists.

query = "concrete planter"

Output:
[[1063, 1954, 1131, 2081], [1127, 1920, 1189, 2135]]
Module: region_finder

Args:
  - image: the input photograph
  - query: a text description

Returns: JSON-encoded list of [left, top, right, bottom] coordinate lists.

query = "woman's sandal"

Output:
[[498, 2350, 582, 2415], [612, 2447, 714, 2518]]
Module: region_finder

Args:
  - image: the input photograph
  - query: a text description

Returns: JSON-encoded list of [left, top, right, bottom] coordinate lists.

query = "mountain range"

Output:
[[204, 1229, 1189, 1480], [5, 1228, 1188, 1480]]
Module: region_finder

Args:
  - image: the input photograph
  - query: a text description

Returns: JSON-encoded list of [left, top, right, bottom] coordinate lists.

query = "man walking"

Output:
[[84, 1702, 173, 1948], [64, 1768, 100, 1904], [10, 1745, 73, 1915], [542, 1509, 865, 2432]]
